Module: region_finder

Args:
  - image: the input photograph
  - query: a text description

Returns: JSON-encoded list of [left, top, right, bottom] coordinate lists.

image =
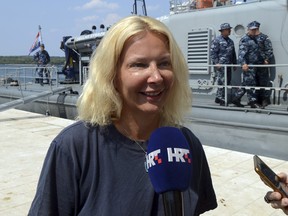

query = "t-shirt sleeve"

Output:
[[181, 127, 217, 215], [194, 143, 217, 215], [28, 139, 77, 215]]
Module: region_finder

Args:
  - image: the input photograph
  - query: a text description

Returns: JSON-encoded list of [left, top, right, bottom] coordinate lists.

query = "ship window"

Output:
[[234, 24, 245, 37], [187, 28, 212, 74]]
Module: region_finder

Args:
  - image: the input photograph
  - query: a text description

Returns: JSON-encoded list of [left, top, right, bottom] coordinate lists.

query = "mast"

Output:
[[132, 0, 147, 16]]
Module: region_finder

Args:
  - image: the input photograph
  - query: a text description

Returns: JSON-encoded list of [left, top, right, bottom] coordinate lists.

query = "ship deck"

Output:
[[1, 109, 287, 215], [1, 81, 288, 161], [1, 81, 288, 112]]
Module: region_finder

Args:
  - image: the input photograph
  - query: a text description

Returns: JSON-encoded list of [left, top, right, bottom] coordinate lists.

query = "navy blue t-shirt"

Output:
[[28, 121, 217, 215]]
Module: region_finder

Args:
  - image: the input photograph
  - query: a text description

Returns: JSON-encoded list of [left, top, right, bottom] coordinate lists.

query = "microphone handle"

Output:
[[162, 191, 183, 216]]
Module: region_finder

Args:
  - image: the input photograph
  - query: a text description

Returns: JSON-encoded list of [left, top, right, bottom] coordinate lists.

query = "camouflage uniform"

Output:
[[233, 33, 263, 104], [34, 45, 50, 83], [255, 32, 274, 104], [211, 23, 237, 103]]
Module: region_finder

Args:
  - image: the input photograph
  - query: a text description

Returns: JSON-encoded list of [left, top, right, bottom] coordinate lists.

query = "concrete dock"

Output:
[[0, 109, 287, 215]]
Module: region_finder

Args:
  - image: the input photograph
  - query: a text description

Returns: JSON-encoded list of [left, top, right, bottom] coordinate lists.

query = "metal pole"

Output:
[[0, 86, 72, 112], [224, 65, 227, 106]]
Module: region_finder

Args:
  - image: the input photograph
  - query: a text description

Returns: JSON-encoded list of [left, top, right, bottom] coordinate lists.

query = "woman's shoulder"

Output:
[[52, 121, 100, 150], [180, 126, 202, 148], [180, 126, 197, 138], [57, 121, 94, 137]]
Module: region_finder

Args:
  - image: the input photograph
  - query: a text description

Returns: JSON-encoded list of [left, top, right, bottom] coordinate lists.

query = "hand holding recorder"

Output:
[[253, 155, 288, 215]]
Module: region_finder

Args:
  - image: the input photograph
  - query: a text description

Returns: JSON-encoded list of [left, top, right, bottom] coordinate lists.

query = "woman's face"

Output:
[[115, 31, 174, 116]]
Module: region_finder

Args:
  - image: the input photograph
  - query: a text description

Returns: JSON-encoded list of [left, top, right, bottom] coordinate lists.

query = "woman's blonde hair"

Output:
[[77, 15, 192, 126]]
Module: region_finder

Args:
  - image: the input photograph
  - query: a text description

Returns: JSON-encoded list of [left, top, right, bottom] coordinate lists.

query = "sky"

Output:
[[1, 0, 170, 57]]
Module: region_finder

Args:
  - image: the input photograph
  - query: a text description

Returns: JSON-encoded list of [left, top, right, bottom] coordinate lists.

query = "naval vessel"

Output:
[[0, 0, 288, 160]]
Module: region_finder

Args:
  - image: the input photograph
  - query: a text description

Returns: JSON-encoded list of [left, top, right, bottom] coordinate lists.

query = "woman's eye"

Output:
[[131, 63, 147, 68], [159, 61, 172, 68]]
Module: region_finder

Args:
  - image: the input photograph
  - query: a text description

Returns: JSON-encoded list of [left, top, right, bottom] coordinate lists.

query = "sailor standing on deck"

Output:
[[210, 23, 237, 106], [33, 44, 50, 85], [253, 20, 275, 108], [232, 21, 263, 108]]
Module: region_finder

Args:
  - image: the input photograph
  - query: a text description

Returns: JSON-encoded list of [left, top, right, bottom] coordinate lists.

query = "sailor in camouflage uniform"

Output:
[[254, 21, 275, 108], [210, 23, 237, 106], [34, 44, 50, 85], [232, 21, 264, 108]]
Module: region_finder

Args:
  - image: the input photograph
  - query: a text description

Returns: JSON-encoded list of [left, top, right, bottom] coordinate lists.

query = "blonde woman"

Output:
[[29, 15, 217, 215]]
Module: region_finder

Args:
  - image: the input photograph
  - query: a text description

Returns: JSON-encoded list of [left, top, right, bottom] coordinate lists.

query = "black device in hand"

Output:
[[253, 155, 288, 198]]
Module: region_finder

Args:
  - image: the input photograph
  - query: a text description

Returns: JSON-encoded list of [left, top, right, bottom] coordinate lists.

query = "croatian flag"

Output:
[[28, 32, 42, 55]]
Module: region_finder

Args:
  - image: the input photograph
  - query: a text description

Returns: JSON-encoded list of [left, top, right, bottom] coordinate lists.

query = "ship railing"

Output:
[[189, 63, 288, 107], [169, 0, 260, 14], [0, 65, 61, 89]]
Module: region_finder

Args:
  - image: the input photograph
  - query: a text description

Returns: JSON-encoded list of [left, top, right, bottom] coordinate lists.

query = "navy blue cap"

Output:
[[219, 23, 232, 31], [247, 21, 260, 29]]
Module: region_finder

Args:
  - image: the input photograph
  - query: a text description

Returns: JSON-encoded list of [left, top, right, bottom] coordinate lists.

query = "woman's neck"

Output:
[[113, 113, 160, 141]]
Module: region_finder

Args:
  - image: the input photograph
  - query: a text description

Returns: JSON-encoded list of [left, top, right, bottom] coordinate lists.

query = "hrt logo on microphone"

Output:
[[146, 148, 191, 169], [167, 147, 191, 163]]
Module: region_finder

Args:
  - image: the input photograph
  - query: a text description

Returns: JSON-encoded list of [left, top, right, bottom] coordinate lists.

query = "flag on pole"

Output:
[[28, 31, 42, 55]]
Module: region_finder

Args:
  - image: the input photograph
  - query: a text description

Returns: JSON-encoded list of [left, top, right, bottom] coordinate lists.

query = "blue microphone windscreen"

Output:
[[146, 127, 192, 193]]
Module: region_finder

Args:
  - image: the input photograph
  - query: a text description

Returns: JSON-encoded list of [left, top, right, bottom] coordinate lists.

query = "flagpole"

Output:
[[38, 25, 43, 44]]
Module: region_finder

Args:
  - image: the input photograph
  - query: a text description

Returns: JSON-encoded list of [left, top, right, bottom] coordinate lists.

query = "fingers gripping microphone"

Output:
[[146, 127, 192, 216]]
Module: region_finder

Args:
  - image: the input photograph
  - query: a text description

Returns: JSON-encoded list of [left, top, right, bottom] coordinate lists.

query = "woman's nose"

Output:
[[147, 65, 163, 83]]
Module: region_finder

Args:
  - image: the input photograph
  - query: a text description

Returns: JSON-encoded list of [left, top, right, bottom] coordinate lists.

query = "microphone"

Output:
[[146, 127, 192, 216]]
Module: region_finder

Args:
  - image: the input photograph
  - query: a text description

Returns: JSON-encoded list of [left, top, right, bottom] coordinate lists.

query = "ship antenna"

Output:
[[132, 0, 147, 16]]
